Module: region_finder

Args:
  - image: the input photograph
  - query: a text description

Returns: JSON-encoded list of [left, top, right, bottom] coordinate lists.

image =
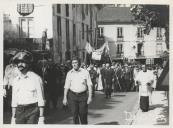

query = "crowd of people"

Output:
[[3, 49, 164, 124]]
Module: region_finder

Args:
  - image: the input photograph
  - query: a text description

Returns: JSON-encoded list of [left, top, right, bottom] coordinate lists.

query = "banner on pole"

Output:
[[85, 42, 94, 54], [92, 51, 102, 60]]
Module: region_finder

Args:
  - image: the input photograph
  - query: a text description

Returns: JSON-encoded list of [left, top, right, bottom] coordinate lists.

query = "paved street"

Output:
[[3, 91, 169, 125], [132, 91, 169, 125], [45, 91, 139, 124]]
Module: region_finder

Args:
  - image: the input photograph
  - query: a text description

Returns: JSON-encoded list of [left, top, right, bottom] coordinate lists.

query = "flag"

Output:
[[92, 51, 102, 60], [91, 42, 110, 60], [104, 41, 110, 55], [85, 42, 94, 54]]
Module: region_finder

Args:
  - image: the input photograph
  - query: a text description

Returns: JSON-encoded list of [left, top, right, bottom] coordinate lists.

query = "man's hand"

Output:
[[3, 89, 7, 97], [87, 97, 92, 104], [11, 117, 15, 124], [62, 98, 68, 106], [38, 116, 45, 124]]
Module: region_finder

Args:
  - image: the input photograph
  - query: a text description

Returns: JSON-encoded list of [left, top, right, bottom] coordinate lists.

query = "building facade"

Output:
[[52, 4, 101, 63], [3, 3, 103, 63], [97, 7, 167, 64], [3, 3, 53, 50]]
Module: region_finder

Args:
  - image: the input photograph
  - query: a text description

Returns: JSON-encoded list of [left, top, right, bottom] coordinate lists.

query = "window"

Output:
[[81, 5, 85, 20], [90, 6, 93, 27], [156, 43, 163, 55], [73, 23, 76, 46], [19, 17, 34, 38], [57, 16, 61, 36], [66, 19, 70, 50], [57, 4, 61, 13], [82, 23, 85, 39], [137, 27, 144, 38], [156, 27, 162, 40], [65, 50, 71, 60], [65, 4, 69, 17], [86, 25, 89, 42], [137, 43, 144, 56], [86, 4, 89, 15], [72, 4, 75, 9], [117, 44, 123, 54], [97, 27, 104, 37], [117, 27, 123, 38]]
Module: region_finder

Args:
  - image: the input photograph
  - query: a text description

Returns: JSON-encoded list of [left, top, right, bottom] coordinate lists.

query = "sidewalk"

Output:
[[132, 91, 169, 125]]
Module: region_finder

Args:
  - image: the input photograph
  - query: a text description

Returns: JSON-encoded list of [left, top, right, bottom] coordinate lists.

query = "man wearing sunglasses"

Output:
[[9, 50, 45, 124]]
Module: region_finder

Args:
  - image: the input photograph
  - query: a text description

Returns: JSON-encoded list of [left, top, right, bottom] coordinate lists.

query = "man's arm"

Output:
[[12, 107, 16, 118], [63, 88, 69, 106], [63, 72, 70, 106], [86, 71, 93, 104], [35, 76, 45, 117]]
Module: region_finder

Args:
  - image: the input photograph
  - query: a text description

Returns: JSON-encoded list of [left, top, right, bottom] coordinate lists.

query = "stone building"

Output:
[[52, 4, 102, 63], [3, 3, 103, 63], [97, 6, 168, 64]]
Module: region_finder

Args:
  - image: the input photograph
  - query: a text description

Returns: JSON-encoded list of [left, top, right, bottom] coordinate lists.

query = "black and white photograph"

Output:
[[1, 1, 170, 125]]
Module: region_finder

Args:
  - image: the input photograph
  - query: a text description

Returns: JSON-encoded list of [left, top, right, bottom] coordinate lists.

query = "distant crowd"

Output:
[[3, 53, 164, 119]]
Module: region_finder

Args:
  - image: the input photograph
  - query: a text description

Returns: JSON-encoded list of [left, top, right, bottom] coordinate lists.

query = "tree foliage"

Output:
[[130, 5, 169, 49]]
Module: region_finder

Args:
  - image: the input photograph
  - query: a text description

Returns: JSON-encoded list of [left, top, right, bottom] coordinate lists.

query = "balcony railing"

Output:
[[117, 36, 124, 42], [116, 52, 124, 58], [137, 36, 144, 42], [136, 52, 144, 58], [156, 36, 163, 41]]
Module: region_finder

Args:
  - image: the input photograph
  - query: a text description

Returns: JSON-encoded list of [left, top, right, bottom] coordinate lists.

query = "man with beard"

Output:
[[63, 57, 92, 124], [9, 50, 45, 124]]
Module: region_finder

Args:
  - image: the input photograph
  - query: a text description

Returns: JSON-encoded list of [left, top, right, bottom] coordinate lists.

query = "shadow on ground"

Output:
[[149, 104, 164, 111], [4, 91, 125, 124], [156, 106, 169, 125], [96, 121, 120, 125]]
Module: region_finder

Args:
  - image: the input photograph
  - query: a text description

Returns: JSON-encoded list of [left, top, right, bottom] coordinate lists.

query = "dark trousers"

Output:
[[105, 84, 112, 98], [91, 79, 96, 97], [124, 79, 131, 92], [15, 103, 39, 124], [140, 96, 149, 112], [68, 90, 88, 124]]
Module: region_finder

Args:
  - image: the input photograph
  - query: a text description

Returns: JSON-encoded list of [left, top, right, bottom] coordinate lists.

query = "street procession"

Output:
[[2, 3, 169, 125]]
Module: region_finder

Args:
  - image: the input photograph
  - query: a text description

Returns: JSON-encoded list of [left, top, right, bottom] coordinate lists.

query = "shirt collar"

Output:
[[18, 71, 31, 79], [71, 68, 82, 73]]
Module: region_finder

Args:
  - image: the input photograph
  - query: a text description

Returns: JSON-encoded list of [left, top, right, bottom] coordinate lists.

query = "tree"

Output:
[[130, 5, 169, 49]]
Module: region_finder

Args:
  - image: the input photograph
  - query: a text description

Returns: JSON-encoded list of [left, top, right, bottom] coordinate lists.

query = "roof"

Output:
[[97, 7, 135, 24]]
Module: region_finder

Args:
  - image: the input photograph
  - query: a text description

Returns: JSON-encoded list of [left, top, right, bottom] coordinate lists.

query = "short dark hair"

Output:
[[71, 56, 81, 66]]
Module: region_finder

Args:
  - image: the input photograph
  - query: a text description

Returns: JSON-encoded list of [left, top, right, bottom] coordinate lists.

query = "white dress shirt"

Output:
[[11, 71, 45, 107], [64, 68, 92, 93]]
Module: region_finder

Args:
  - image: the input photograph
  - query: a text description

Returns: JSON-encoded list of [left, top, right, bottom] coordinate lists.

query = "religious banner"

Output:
[[85, 42, 94, 54], [92, 51, 102, 60]]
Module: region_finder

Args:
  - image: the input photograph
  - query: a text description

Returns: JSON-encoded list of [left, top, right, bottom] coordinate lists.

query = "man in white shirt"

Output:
[[63, 57, 92, 124], [5, 51, 45, 124], [135, 64, 154, 112]]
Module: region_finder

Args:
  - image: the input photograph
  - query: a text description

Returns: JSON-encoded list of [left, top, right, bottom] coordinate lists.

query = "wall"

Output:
[[3, 3, 53, 39], [98, 23, 167, 60], [52, 4, 99, 63]]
